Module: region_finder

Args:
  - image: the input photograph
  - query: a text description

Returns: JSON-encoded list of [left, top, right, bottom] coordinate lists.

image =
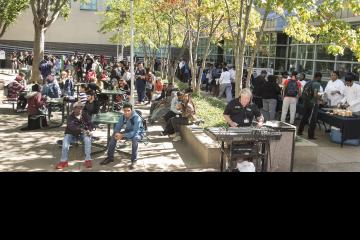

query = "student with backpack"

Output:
[[281, 71, 302, 125], [100, 103, 145, 167], [297, 72, 322, 140]]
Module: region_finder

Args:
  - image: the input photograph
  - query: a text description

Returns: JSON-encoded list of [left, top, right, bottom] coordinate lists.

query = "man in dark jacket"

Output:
[[56, 101, 94, 170], [83, 90, 100, 117]]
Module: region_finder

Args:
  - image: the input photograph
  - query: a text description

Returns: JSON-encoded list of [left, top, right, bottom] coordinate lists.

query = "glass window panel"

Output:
[[353, 64, 360, 81], [276, 46, 287, 58], [297, 60, 313, 75], [275, 59, 286, 74], [269, 46, 276, 57], [315, 61, 335, 78], [298, 45, 314, 60], [258, 58, 269, 68], [261, 33, 270, 44], [337, 48, 355, 62], [289, 60, 296, 72], [290, 46, 297, 59], [306, 45, 314, 59], [270, 33, 277, 44], [336, 62, 352, 79], [258, 46, 270, 57], [269, 58, 275, 69], [80, 0, 97, 11], [316, 45, 335, 61]]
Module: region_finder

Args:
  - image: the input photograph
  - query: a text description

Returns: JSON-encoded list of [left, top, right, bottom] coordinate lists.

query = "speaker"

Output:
[[265, 121, 296, 172]]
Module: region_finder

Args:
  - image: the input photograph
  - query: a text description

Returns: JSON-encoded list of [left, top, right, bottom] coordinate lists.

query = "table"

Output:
[[297, 104, 360, 147], [47, 98, 66, 128], [100, 89, 126, 111], [91, 112, 129, 155]]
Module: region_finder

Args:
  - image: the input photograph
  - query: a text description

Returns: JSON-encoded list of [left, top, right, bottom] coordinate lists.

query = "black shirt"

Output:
[[224, 98, 262, 127]]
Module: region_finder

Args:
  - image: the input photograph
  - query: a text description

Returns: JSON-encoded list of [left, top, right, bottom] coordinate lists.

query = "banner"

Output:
[[0, 50, 5, 60]]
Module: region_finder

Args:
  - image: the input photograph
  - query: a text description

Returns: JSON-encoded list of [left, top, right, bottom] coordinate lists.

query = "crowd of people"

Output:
[[3, 50, 360, 170]]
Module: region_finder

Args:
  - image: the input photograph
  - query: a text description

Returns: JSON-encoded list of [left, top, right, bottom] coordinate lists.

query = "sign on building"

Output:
[[0, 50, 5, 60]]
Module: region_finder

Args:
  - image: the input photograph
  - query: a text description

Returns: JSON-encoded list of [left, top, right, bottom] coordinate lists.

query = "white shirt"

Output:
[[341, 83, 360, 112], [170, 96, 182, 114], [229, 69, 236, 83], [324, 79, 345, 106], [219, 71, 231, 85]]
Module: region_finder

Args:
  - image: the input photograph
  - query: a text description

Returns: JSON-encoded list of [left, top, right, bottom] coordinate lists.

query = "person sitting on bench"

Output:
[[55, 101, 94, 170], [100, 103, 145, 167], [21, 84, 48, 131]]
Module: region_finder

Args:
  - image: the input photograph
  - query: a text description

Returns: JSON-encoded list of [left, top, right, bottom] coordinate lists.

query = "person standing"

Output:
[[261, 75, 281, 121], [281, 71, 301, 125], [297, 72, 322, 140], [324, 70, 345, 107], [135, 63, 146, 104], [218, 67, 233, 103]]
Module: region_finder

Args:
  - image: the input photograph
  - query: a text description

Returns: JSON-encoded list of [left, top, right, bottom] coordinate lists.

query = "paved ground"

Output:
[[1, 70, 360, 172], [0, 71, 216, 172]]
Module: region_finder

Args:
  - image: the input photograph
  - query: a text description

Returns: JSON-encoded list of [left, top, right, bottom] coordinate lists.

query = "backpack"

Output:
[[285, 79, 299, 97], [47, 83, 59, 98], [3, 85, 9, 97], [302, 81, 314, 102]]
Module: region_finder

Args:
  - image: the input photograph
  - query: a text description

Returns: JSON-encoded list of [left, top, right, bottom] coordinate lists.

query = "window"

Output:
[[316, 45, 335, 61], [298, 60, 313, 75], [337, 48, 355, 62], [80, 0, 97, 11], [275, 59, 286, 74], [290, 46, 297, 59], [298, 45, 314, 60], [315, 61, 335, 78]]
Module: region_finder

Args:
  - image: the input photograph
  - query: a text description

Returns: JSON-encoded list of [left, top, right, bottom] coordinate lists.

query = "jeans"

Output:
[[107, 134, 142, 161], [281, 97, 298, 124], [136, 81, 146, 102], [262, 99, 277, 121], [218, 83, 233, 103], [60, 134, 92, 162]]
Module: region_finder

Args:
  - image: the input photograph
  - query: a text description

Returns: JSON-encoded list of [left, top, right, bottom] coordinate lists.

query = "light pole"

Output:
[[116, 28, 120, 61], [119, 11, 126, 61], [130, 0, 135, 106]]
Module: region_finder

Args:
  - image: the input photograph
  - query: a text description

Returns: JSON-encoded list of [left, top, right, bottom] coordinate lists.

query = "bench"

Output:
[[180, 125, 221, 168], [2, 98, 17, 110]]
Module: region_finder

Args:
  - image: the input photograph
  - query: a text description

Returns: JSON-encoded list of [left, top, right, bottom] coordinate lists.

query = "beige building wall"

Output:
[[2, 0, 114, 45]]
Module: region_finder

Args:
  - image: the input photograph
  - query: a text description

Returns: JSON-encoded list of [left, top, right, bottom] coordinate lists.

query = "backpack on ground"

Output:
[[285, 79, 299, 97], [302, 80, 314, 102]]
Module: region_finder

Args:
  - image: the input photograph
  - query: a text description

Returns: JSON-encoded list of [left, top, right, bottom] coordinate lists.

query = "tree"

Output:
[[224, 0, 257, 97], [29, 0, 76, 83], [184, 0, 225, 95], [283, 0, 360, 61], [100, 0, 185, 82], [0, 0, 29, 38]]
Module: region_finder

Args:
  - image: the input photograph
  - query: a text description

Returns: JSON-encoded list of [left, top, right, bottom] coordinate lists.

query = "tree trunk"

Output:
[[246, 8, 270, 88], [235, 1, 253, 98], [31, 22, 45, 84]]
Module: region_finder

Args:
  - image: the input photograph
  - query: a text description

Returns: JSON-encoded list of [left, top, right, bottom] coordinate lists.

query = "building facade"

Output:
[[198, 9, 360, 80], [0, 0, 122, 59]]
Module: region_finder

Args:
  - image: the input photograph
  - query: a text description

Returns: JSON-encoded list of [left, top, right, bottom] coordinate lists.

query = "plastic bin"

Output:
[[330, 127, 360, 146]]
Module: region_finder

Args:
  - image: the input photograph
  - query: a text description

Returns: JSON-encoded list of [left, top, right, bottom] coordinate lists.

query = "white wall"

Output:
[[2, 1, 114, 45]]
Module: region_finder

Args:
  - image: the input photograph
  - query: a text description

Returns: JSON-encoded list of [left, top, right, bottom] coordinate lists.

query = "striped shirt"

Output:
[[79, 92, 88, 104]]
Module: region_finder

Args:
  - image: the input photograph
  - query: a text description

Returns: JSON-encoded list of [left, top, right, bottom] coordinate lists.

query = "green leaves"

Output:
[[284, 0, 360, 61], [0, 0, 29, 38]]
